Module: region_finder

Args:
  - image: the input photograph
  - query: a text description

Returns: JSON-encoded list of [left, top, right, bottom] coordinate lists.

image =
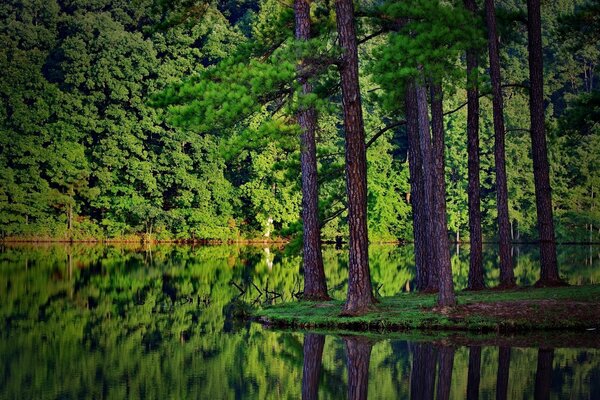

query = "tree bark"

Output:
[[410, 343, 437, 400], [344, 337, 373, 400], [430, 84, 456, 307], [335, 0, 376, 315], [534, 348, 554, 400], [436, 345, 455, 400], [467, 346, 482, 400], [295, 0, 329, 301], [484, 0, 516, 288], [405, 81, 430, 292], [465, 0, 485, 291], [302, 333, 325, 400], [496, 347, 511, 400], [417, 82, 438, 292], [527, 0, 561, 286]]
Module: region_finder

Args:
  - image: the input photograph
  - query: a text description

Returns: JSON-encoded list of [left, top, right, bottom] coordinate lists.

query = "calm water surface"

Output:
[[1, 243, 599, 399]]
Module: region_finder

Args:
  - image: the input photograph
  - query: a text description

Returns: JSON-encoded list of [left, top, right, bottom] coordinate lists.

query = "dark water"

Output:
[[1, 243, 599, 399]]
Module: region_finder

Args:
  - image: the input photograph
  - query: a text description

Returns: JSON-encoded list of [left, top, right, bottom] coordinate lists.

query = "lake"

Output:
[[1, 243, 599, 399]]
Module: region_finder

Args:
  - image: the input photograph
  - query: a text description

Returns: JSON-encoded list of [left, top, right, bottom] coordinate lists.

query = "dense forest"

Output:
[[1, 0, 598, 243]]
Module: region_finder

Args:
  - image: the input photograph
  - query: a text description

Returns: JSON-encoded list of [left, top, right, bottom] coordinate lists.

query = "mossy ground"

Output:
[[255, 285, 600, 333]]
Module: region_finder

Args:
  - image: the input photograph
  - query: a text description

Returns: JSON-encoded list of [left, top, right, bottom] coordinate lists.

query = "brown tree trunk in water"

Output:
[[335, 0, 376, 315], [295, 0, 329, 301], [484, 0, 516, 288], [302, 333, 325, 400], [430, 84, 456, 307], [465, 0, 485, 291], [405, 81, 430, 291], [534, 348, 554, 400], [496, 347, 511, 400], [467, 346, 482, 400], [436, 346, 455, 400], [417, 82, 438, 292], [344, 337, 373, 400], [410, 343, 437, 400], [527, 0, 562, 286]]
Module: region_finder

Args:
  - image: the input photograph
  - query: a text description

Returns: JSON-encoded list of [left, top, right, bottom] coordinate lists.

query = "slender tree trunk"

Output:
[[527, 0, 562, 286], [484, 0, 516, 288], [417, 82, 438, 292], [295, 0, 329, 301], [465, 0, 485, 291], [302, 334, 325, 400], [436, 346, 455, 400], [534, 348, 554, 400], [496, 347, 511, 400], [430, 84, 456, 307], [344, 337, 373, 400], [335, 0, 376, 315], [405, 81, 430, 291], [467, 346, 482, 400]]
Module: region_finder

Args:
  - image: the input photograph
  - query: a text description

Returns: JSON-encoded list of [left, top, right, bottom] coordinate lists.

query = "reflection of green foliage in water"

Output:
[[1, 244, 599, 398]]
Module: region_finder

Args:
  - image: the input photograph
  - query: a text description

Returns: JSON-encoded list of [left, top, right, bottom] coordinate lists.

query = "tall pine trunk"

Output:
[[405, 81, 430, 291], [467, 346, 482, 400], [295, 0, 329, 301], [465, 0, 485, 291], [534, 348, 554, 400], [302, 334, 325, 400], [496, 347, 511, 400], [335, 0, 376, 315], [430, 84, 456, 306], [344, 337, 372, 400], [437, 345, 455, 400], [527, 0, 562, 286], [484, 0, 516, 288]]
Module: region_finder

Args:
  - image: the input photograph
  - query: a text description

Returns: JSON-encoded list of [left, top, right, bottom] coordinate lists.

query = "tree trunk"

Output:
[[344, 337, 372, 400], [436, 345, 455, 400], [302, 333, 325, 400], [496, 347, 511, 400], [335, 0, 376, 315], [430, 84, 456, 307], [467, 346, 482, 400], [405, 81, 430, 292], [417, 82, 438, 292], [534, 348, 554, 400], [295, 0, 329, 301], [527, 0, 562, 286], [410, 343, 437, 400], [465, 0, 485, 291], [484, 0, 516, 288]]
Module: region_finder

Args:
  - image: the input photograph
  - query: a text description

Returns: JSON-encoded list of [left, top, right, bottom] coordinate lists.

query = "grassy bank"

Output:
[[255, 285, 600, 333]]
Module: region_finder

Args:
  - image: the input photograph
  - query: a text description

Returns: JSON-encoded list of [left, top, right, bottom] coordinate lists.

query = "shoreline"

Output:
[[254, 285, 600, 334]]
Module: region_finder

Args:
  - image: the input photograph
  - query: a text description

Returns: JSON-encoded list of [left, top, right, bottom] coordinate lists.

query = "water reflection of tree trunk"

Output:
[[344, 337, 373, 400], [410, 343, 437, 400], [302, 334, 325, 400], [496, 347, 511, 400], [534, 348, 554, 400], [436, 345, 455, 400], [467, 346, 481, 400]]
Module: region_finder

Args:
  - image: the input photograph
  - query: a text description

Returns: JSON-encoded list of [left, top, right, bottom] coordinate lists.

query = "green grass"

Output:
[[254, 285, 600, 333]]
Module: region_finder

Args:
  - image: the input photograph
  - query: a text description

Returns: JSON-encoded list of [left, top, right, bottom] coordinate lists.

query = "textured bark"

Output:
[[335, 0, 376, 315], [416, 82, 438, 292], [527, 0, 561, 286], [344, 337, 372, 400], [464, 0, 485, 291], [295, 0, 329, 301], [430, 84, 456, 307], [467, 346, 482, 400], [410, 343, 437, 400], [436, 346, 455, 400], [484, 0, 516, 288], [302, 334, 325, 400], [496, 347, 511, 400], [534, 348, 554, 400], [405, 81, 430, 291]]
